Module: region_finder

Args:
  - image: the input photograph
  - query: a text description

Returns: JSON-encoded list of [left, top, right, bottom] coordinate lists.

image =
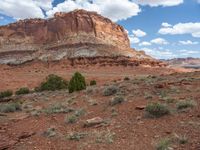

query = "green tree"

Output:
[[68, 72, 86, 93]]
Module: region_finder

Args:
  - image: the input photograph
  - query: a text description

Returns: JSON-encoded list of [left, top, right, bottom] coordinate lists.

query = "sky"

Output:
[[0, 0, 199, 59]]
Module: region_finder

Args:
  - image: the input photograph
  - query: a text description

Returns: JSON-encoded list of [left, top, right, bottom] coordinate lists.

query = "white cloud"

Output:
[[135, 0, 183, 7], [140, 47, 177, 59], [198, 0, 200, 3], [46, 0, 141, 21], [132, 29, 147, 37], [162, 22, 172, 27], [159, 22, 200, 38], [129, 36, 140, 44], [151, 38, 168, 45], [0, 0, 141, 21], [179, 40, 199, 45], [0, 16, 4, 20], [139, 41, 151, 46], [0, 0, 47, 19]]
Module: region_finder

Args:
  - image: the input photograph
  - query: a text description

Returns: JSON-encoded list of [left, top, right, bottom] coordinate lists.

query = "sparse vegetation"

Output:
[[156, 138, 171, 150], [43, 128, 56, 138], [176, 100, 196, 110], [15, 87, 30, 95], [109, 96, 124, 106], [68, 72, 86, 93], [0, 102, 21, 113], [67, 132, 88, 141], [145, 102, 170, 118], [36, 74, 68, 92], [95, 130, 115, 144], [44, 104, 74, 114], [65, 114, 78, 124], [124, 77, 130, 81], [103, 85, 118, 96], [0, 90, 13, 99], [90, 80, 97, 86]]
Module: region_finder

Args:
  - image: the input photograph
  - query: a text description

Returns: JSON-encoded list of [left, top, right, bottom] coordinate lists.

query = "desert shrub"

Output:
[[0, 90, 13, 99], [124, 77, 130, 81], [90, 80, 97, 86], [0, 102, 21, 113], [43, 128, 56, 138], [15, 87, 30, 95], [109, 96, 124, 106], [68, 132, 88, 141], [68, 72, 86, 93], [36, 74, 68, 91], [44, 104, 74, 114], [176, 100, 196, 110], [74, 108, 86, 117], [145, 102, 169, 118], [156, 138, 171, 150], [103, 85, 118, 96], [65, 114, 78, 124]]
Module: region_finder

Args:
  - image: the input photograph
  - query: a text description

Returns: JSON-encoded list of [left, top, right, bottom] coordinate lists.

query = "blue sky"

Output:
[[0, 0, 200, 59]]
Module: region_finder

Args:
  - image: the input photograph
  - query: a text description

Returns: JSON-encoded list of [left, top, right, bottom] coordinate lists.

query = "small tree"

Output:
[[37, 74, 68, 91], [15, 87, 30, 95], [68, 72, 86, 93]]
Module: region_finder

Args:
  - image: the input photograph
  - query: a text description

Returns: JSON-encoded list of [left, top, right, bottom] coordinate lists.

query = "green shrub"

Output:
[[90, 80, 97, 86], [0, 102, 21, 113], [65, 114, 77, 124], [156, 138, 171, 150], [109, 96, 124, 106], [0, 90, 13, 99], [68, 72, 86, 93], [103, 86, 118, 96], [68, 132, 87, 141], [145, 102, 169, 118], [44, 104, 74, 114], [176, 100, 196, 110], [15, 87, 30, 95], [36, 74, 68, 91]]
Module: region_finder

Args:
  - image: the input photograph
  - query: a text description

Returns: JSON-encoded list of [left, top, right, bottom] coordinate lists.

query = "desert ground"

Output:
[[0, 61, 200, 150]]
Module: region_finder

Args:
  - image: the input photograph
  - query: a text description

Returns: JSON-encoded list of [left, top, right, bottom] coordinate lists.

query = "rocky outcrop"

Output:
[[0, 9, 151, 64]]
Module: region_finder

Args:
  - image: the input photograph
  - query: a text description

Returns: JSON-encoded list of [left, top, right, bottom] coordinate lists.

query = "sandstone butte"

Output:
[[0, 9, 153, 65]]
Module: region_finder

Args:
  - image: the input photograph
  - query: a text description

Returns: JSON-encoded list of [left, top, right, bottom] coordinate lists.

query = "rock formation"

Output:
[[0, 9, 151, 64]]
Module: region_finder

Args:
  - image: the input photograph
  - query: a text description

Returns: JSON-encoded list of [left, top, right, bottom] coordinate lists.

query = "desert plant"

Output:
[[15, 87, 30, 95], [0, 102, 21, 113], [109, 96, 124, 106], [176, 100, 196, 110], [65, 114, 78, 124], [67, 132, 88, 141], [68, 72, 86, 93], [44, 104, 74, 114], [0, 90, 13, 99], [103, 85, 118, 96], [156, 138, 171, 150], [124, 77, 130, 81], [36, 74, 68, 91], [145, 102, 170, 118], [90, 80, 97, 86], [43, 128, 56, 138]]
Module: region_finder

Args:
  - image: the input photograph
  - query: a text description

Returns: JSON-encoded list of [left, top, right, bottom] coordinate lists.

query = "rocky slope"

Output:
[[0, 9, 151, 64]]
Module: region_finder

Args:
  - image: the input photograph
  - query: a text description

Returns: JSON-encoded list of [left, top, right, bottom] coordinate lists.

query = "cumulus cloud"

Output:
[[162, 22, 172, 27], [132, 29, 147, 37], [179, 40, 199, 45], [151, 38, 168, 45], [141, 47, 177, 59], [139, 41, 151, 46], [158, 22, 200, 38], [129, 36, 140, 44], [46, 0, 141, 21], [135, 0, 183, 7], [0, 0, 141, 21], [0, 0, 48, 19]]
